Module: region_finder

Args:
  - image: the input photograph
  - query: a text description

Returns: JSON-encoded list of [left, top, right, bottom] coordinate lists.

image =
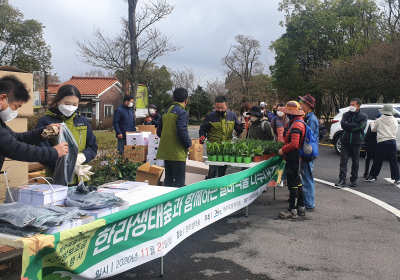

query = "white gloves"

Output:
[[74, 154, 94, 182], [76, 154, 86, 165]]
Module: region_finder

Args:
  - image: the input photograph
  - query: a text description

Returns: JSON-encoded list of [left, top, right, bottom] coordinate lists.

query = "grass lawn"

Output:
[[94, 131, 117, 150]]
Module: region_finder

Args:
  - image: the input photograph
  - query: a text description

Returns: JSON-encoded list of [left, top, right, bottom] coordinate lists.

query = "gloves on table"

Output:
[[199, 136, 206, 144]]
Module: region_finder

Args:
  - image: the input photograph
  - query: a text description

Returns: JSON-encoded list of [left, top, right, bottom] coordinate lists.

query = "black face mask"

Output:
[[217, 111, 225, 116]]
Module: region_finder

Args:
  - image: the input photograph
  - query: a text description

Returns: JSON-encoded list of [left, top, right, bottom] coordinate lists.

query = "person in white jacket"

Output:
[[366, 104, 400, 184]]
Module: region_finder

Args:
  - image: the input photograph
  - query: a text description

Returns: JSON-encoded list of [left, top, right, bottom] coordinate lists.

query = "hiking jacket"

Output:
[[156, 102, 191, 161], [248, 119, 274, 141], [364, 124, 377, 154], [36, 108, 98, 184], [199, 111, 242, 143], [0, 118, 58, 171], [371, 114, 398, 143], [113, 104, 136, 138], [271, 116, 289, 142], [238, 116, 250, 141], [340, 110, 368, 146], [304, 111, 319, 142], [282, 116, 306, 162]]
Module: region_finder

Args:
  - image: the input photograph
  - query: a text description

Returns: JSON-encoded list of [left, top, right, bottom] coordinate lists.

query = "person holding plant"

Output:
[[277, 101, 306, 219], [156, 88, 191, 187], [271, 103, 289, 142], [144, 104, 161, 128], [238, 102, 252, 140], [247, 106, 274, 141], [199, 96, 243, 178], [36, 84, 98, 185], [298, 94, 319, 212]]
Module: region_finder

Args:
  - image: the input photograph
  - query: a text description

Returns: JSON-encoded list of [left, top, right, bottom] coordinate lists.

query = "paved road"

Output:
[[107, 136, 400, 280]]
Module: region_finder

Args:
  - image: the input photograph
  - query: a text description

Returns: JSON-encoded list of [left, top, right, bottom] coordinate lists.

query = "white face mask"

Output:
[[243, 112, 249, 117], [0, 98, 18, 122], [251, 116, 258, 122], [277, 111, 284, 117], [349, 106, 357, 112], [128, 103, 134, 108], [149, 108, 156, 114], [58, 104, 78, 117]]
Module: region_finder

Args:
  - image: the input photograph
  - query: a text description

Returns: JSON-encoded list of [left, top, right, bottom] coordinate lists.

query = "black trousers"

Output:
[[369, 141, 400, 180], [339, 145, 362, 181], [207, 165, 228, 179], [164, 160, 186, 188], [286, 159, 304, 210], [364, 151, 375, 177]]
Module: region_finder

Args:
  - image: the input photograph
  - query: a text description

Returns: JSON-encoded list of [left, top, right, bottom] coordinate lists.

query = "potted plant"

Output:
[[215, 142, 223, 162], [229, 145, 236, 163], [221, 141, 230, 162], [253, 145, 263, 162], [243, 143, 254, 164], [235, 143, 246, 163], [262, 141, 272, 160], [270, 141, 282, 158], [210, 142, 219, 161], [206, 141, 212, 161]]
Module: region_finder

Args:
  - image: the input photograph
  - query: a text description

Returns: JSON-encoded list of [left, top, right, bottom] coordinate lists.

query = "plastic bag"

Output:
[[53, 123, 79, 185], [65, 186, 127, 210], [0, 203, 87, 237], [76, 181, 97, 194]]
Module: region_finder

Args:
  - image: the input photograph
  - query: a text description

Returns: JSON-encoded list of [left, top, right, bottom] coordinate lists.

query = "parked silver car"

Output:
[[329, 103, 400, 155]]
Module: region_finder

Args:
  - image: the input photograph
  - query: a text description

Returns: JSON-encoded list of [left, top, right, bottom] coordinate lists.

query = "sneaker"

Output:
[[365, 176, 377, 182], [363, 173, 369, 179], [350, 181, 357, 188], [306, 207, 316, 212], [278, 180, 284, 188], [394, 179, 400, 184], [279, 208, 298, 219], [335, 179, 346, 188], [298, 207, 306, 216]]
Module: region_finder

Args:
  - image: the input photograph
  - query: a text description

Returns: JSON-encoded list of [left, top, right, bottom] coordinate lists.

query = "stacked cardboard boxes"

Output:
[[146, 134, 164, 166]]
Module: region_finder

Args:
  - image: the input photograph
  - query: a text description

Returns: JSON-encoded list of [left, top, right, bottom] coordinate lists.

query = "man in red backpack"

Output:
[[278, 101, 306, 219]]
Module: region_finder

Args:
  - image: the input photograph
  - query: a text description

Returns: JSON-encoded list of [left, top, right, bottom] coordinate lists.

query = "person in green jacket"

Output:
[[199, 96, 243, 178], [156, 88, 191, 187], [247, 106, 274, 141], [36, 85, 98, 185]]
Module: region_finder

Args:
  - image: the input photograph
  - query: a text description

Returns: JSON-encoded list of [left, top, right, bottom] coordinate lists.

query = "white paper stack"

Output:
[[83, 204, 129, 218], [17, 184, 68, 206]]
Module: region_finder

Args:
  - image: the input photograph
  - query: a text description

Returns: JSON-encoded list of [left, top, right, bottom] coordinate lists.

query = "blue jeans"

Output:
[[301, 160, 315, 209], [117, 138, 126, 155]]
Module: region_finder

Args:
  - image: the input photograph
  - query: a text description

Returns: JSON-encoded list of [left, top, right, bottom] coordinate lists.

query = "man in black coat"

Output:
[[335, 98, 368, 188], [0, 75, 68, 171]]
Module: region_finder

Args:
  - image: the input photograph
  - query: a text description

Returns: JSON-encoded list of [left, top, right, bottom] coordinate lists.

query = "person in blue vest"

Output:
[[298, 94, 319, 212], [36, 84, 98, 185], [156, 88, 191, 187], [113, 95, 136, 155]]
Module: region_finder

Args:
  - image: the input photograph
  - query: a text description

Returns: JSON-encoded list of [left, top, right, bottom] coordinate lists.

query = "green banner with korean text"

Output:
[[20, 157, 284, 280]]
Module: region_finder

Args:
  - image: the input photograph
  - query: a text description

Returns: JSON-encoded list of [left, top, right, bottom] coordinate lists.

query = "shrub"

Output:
[[188, 118, 202, 125], [28, 112, 45, 131]]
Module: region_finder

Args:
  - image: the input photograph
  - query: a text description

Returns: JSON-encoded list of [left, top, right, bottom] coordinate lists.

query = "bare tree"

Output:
[[205, 77, 227, 100], [33, 72, 61, 91], [380, 0, 400, 41], [170, 68, 203, 93], [75, 0, 181, 102], [221, 35, 264, 102], [77, 68, 115, 77]]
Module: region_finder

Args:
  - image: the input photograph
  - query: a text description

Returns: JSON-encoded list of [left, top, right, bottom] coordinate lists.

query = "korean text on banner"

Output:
[[20, 157, 285, 280]]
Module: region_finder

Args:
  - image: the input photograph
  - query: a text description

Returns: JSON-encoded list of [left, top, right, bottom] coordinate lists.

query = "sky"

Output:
[[11, 0, 286, 84]]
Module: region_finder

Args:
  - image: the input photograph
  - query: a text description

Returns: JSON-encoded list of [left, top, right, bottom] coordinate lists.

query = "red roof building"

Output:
[[40, 76, 123, 125]]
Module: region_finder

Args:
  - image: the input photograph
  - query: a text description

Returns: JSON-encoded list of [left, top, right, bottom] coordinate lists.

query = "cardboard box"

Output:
[[191, 139, 201, 145], [136, 162, 164, 186], [28, 170, 47, 184], [0, 66, 34, 117], [148, 135, 160, 146], [186, 159, 209, 175], [0, 160, 28, 203], [138, 125, 157, 135], [28, 162, 46, 172], [124, 145, 148, 163], [126, 132, 151, 145], [146, 155, 156, 166], [189, 143, 203, 162], [147, 146, 158, 157]]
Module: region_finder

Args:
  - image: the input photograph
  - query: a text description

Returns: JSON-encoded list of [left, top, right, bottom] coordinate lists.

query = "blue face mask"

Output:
[[287, 114, 296, 120]]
